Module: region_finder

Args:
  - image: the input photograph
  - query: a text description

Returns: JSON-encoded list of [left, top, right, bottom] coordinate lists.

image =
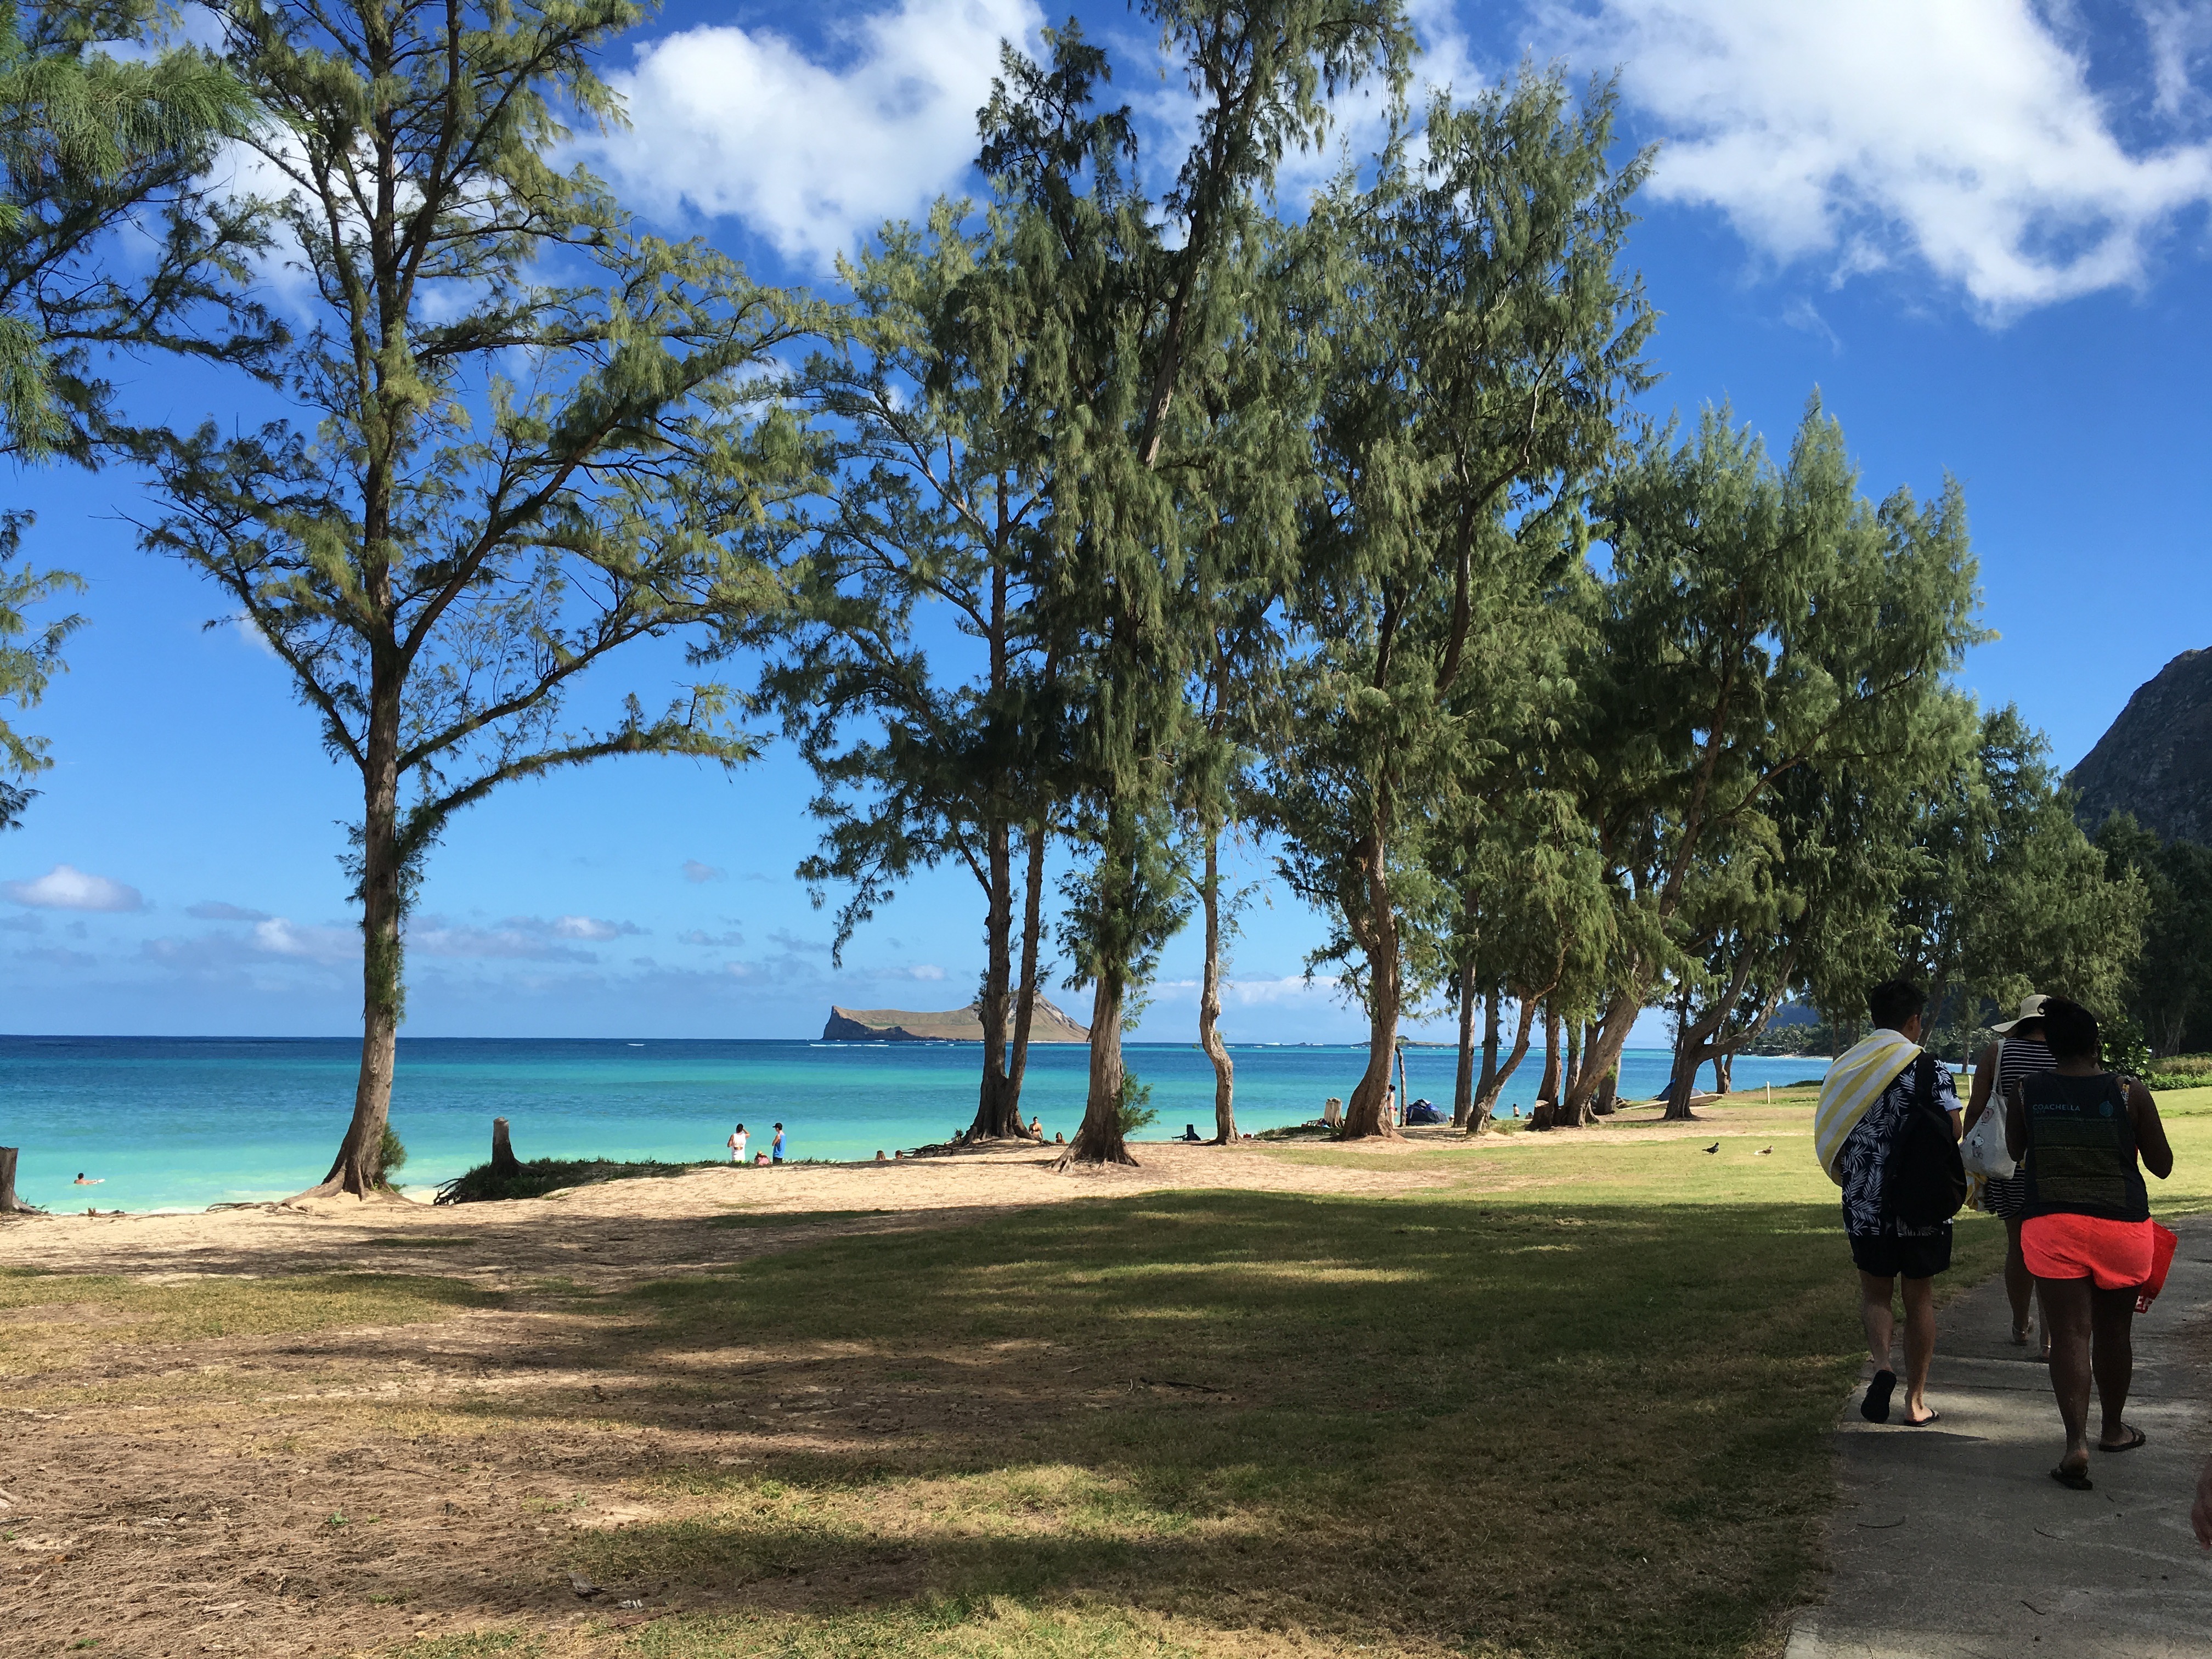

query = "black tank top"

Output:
[[2019, 1072, 2151, 1223]]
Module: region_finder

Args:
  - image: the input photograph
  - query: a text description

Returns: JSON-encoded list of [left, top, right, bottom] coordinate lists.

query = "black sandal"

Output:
[[2097, 1426, 2147, 1453], [1861, 1369, 1896, 1424], [2050, 1464, 2094, 1491]]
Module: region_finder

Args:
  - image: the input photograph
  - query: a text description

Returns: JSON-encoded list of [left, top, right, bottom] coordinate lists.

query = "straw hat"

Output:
[[1990, 993, 2051, 1035]]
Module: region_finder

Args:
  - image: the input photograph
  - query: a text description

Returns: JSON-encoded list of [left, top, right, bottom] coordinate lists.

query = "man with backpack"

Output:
[[1815, 978, 1967, 1426]]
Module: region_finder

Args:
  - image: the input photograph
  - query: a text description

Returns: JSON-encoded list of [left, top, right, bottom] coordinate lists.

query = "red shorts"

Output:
[[2021, 1214, 2154, 1290]]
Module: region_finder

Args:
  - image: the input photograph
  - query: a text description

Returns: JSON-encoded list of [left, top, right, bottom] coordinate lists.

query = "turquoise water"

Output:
[[0, 1037, 1830, 1214]]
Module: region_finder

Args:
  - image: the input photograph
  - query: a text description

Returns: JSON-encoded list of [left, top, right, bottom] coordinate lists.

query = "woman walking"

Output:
[[2001, 998, 2174, 1491], [1963, 994, 2056, 1351]]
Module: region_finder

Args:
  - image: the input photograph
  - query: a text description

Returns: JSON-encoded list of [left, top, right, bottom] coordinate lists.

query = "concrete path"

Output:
[[1787, 1217, 2212, 1658]]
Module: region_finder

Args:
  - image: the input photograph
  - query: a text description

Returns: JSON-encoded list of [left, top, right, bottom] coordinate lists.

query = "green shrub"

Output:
[[377, 1123, 408, 1184], [435, 1156, 714, 1204], [2142, 1053, 2212, 1092], [1116, 1072, 1158, 1137]]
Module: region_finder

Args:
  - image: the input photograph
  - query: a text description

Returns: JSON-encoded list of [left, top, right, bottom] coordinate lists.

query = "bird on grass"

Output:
[[1755, 1146, 1773, 1156], [1701, 1142, 1720, 1155]]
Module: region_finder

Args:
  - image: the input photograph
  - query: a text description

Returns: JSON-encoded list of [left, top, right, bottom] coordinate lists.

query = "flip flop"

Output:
[[2098, 1426, 2148, 1453], [1903, 1409, 1940, 1427], [2050, 1464, 2094, 1491], [1861, 1370, 1896, 1424]]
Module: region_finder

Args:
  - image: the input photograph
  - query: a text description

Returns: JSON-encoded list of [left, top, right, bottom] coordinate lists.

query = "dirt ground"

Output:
[[0, 1113, 1813, 1658]]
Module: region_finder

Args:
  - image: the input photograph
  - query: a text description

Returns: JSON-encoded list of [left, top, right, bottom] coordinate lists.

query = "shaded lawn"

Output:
[[8, 1090, 2211, 1659], [571, 1181, 1911, 1659]]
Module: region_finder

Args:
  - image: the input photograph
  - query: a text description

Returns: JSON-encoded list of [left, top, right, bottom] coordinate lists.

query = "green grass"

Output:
[[16, 1090, 2212, 1659]]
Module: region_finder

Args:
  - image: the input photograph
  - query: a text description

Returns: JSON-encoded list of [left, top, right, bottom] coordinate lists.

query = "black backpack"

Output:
[[1884, 1054, 1967, 1229]]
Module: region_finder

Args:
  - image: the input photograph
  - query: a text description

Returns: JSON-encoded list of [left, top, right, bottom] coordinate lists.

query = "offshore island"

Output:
[[821, 996, 1091, 1043]]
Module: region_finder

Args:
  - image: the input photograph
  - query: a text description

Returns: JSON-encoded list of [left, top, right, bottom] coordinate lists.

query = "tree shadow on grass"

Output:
[[443, 1188, 1945, 1659]]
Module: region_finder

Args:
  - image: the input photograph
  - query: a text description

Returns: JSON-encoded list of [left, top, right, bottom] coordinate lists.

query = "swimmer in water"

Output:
[[72, 1172, 103, 1185]]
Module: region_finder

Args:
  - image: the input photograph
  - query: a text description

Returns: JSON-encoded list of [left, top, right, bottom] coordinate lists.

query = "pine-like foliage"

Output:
[[134, 0, 832, 1198]]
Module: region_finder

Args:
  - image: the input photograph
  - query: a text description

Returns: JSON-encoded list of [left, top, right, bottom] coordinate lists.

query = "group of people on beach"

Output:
[[1818, 977, 2212, 1542], [725, 1121, 785, 1165]]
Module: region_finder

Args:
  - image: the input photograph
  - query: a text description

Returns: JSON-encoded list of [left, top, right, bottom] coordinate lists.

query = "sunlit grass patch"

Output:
[[0, 1269, 503, 1378]]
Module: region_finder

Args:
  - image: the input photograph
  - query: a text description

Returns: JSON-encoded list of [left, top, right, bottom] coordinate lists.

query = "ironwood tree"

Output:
[[137, 0, 824, 1198], [1277, 72, 1651, 1140], [1895, 703, 2145, 1062], [764, 205, 1066, 1143], [978, 1, 1410, 1166], [1569, 399, 1982, 1122], [0, 0, 273, 825]]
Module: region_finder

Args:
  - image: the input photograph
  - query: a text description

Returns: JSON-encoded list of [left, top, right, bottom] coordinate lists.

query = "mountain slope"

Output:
[[2069, 647, 2212, 843]]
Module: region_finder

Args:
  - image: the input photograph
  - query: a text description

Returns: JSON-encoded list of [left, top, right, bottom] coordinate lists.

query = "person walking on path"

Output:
[[1962, 993, 2057, 1352], [1816, 978, 1965, 1428], [2001, 996, 2174, 1492]]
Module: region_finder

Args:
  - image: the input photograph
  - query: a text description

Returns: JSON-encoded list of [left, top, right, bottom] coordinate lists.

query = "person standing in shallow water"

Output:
[[2002, 997, 2173, 1492], [1816, 978, 1964, 1428]]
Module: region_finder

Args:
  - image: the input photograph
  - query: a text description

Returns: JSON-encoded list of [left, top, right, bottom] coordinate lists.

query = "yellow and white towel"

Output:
[[1815, 1030, 1922, 1186]]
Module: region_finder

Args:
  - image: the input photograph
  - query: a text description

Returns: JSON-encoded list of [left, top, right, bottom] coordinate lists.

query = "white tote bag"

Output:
[[1960, 1041, 2018, 1180]]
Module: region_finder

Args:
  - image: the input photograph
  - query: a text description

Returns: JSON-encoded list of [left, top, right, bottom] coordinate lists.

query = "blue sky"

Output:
[[3, 0, 2210, 1042]]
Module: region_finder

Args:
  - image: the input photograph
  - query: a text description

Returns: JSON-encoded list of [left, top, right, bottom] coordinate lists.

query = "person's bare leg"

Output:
[[2090, 1285, 2138, 1448], [2005, 1218, 2035, 1341], [1859, 1271, 1897, 1370], [2041, 1274, 2094, 1480], [1900, 1274, 1938, 1423]]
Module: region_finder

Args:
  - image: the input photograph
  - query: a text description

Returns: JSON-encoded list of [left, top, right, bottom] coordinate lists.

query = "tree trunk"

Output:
[[0, 1146, 26, 1214], [1198, 825, 1237, 1143], [1452, 962, 1477, 1128], [1714, 1051, 1733, 1093], [970, 817, 1022, 1139], [1342, 813, 1403, 1141], [1537, 1002, 1563, 1103], [1565, 980, 1648, 1119], [1564, 1018, 1583, 1102], [490, 1117, 521, 1178], [1006, 826, 1048, 1123], [1060, 809, 1137, 1167], [1470, 991, 1539, 1132], [1474, 988, 1501, 1112], [297, 697, 404, 1202], [1593, 1064, 1618, 1115], [1062, 964, 1135, 1165]]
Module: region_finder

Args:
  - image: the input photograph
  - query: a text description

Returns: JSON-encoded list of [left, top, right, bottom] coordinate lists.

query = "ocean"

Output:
[[0, 1036, 1832, 1214]]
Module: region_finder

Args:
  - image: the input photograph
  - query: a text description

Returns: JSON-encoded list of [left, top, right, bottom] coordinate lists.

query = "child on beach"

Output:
[[727, 1123, 748, 1164]]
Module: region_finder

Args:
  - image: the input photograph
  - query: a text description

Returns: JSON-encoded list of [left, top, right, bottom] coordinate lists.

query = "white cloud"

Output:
[[1540, 0, 2212, 314], [682, 859, 724, 884], [229, 607, 282, 658], [251, 918, 360, 964], [187, 900, 273, 922], [1, 864, 145, 912], [548, 915, 645, 941], [588, 0, 1043, 268], [408, 914, 640, 962]]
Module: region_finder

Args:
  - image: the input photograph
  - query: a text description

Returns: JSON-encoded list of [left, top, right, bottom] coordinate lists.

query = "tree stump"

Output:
[[490, 1118, 522, 1178]]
